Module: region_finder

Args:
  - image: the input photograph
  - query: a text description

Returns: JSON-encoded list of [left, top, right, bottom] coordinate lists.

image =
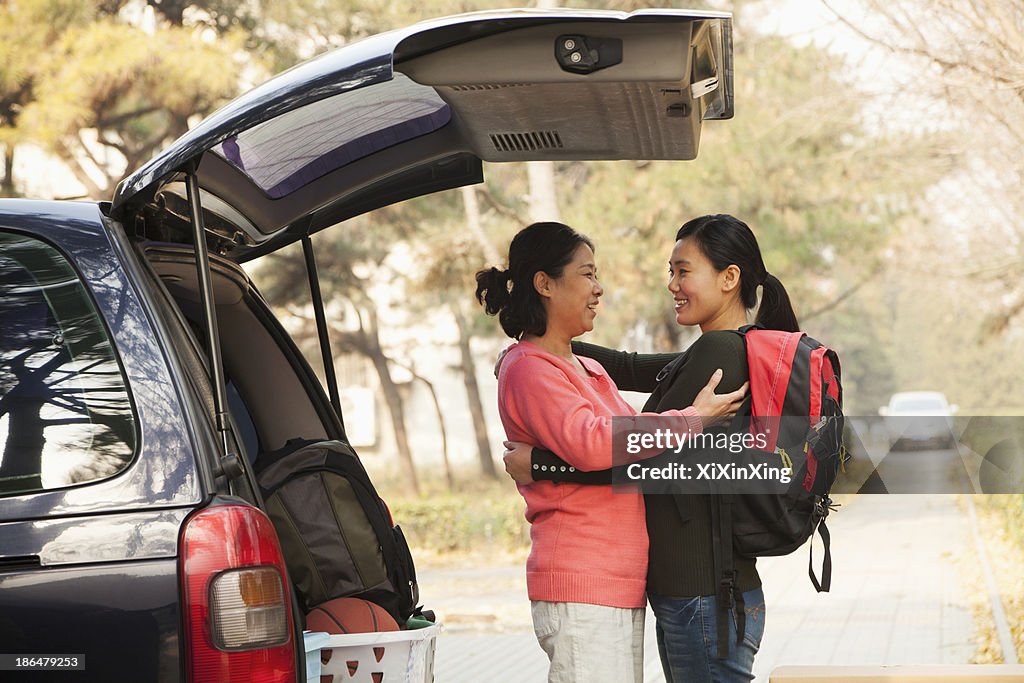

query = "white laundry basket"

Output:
[[303, 631, 331, 681], [315, 624, 441, 683]]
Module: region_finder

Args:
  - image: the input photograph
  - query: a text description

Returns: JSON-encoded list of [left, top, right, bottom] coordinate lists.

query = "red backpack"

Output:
[[712, 325, 847, 658]]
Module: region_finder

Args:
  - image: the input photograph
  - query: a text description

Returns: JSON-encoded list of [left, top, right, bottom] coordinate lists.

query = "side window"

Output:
[[227, 379, 260, 465], [0, 231, 137, 496]]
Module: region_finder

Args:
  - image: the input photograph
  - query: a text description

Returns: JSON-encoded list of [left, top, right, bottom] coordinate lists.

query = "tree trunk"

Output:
[[0, 379, 46, 492], [460, 186, 501, 264], [528, 6, 567, 232], [526, 161, 560, 222], [455, 305, 498, 479], [522, 0, 560, 222], [326, 308, 420, 496], [2, 146, 16, 197], [145, 0, 187, 26], [362, 315, 420, 497], [395, 362, 456, 492]]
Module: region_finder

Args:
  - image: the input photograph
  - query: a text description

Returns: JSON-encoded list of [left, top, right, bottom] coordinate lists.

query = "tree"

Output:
[[240, 0, 445, 74], [822, 0, 1024, 337], [0, 1, 244, 200], [0, 0, 95, 197], [21, 17, 242, 198]]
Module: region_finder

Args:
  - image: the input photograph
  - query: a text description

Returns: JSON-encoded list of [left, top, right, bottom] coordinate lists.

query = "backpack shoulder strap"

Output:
[[710, 493, 745, 659]]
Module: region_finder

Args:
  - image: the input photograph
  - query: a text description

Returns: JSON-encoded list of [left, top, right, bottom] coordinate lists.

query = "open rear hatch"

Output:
[[111, 8, 732, 262]]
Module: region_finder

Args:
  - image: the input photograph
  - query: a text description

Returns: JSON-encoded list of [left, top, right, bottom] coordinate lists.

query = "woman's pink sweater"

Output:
[[497, 341, 702, 608]]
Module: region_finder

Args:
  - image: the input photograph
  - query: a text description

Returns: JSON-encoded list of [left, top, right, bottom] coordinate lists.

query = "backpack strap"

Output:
[[710, 493, 746, 659], [708, 327, 759, 659], [808, 500, 834, 592]]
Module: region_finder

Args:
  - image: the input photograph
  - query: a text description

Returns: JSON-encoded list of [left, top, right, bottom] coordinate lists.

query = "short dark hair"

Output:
[[676, 214, 799, 332], [476, 222, 595, 339]]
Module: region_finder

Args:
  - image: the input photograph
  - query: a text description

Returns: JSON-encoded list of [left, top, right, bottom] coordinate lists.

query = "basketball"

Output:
[[306, 597, 400, 634]]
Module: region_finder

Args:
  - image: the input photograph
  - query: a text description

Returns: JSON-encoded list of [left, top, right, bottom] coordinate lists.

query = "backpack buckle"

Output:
[[775, 447, 794, 471], [718, 570, 737, 595]]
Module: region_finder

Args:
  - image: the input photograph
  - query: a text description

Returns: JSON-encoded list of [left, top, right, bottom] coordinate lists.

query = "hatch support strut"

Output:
[[301, 235, 343, 422], [185, 164, 242, 479]]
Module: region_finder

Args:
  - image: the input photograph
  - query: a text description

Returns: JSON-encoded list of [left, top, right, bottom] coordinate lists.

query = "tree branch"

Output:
[[56, 141, 106, 200], [801, 263, 883, 321], [476, 182, 531, 226], [96, 105, 163, 129]]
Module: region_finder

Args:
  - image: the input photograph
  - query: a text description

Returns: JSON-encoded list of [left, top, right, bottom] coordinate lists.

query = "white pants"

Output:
[[531, 601, 645, 683]]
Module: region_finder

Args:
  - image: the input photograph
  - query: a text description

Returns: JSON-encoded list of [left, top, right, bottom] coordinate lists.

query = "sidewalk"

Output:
[[421, 494, 978, 682], [753, 494, 975, 677]]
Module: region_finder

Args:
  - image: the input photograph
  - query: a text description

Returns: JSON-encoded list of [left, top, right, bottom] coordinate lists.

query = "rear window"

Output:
[[0, 231, 136, 496], [212, 73, 451, 201], [891, 395, 948, 412]]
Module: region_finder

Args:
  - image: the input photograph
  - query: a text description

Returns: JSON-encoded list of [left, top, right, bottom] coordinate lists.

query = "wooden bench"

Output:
[[770, 665, 1024, 682]]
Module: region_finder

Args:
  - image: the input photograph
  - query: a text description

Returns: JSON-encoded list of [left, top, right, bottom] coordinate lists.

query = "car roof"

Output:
[[890, 391, 948, 402], [110, 8, 733, 262]]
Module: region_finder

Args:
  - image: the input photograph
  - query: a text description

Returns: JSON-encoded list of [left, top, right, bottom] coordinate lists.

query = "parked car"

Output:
[[0, 9, 734, 682], [878, 391, 959, 450]]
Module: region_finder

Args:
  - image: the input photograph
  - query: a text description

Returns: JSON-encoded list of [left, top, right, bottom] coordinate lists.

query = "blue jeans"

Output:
[[648, 587, 765, 683]]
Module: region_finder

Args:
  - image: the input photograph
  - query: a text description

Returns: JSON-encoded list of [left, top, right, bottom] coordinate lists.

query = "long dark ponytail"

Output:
[[676, 214, 799, 332], [475, 222, 594, 339]]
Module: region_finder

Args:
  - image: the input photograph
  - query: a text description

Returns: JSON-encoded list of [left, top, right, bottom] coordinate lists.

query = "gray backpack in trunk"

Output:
[[254, 439, 419, 624]]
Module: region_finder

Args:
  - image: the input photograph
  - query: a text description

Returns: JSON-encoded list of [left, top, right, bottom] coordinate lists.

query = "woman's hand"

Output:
[[502, 440, 535, 484], [692, 369, 748, 429]]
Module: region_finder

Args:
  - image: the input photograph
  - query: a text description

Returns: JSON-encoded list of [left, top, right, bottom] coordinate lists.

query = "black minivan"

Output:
[[0, 9, 733, 682]]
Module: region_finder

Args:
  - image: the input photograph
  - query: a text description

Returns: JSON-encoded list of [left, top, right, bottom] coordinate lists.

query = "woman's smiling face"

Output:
[[544, 243, 603, 338], [667, 237, 733, 329]]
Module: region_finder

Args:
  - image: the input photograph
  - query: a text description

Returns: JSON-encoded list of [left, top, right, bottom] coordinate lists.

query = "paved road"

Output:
[[870, 447, 972, 493], [420, 494, 978, 682]]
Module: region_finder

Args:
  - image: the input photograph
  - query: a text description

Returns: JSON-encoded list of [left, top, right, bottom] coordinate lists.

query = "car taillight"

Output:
[[180, 504, 296, 683]]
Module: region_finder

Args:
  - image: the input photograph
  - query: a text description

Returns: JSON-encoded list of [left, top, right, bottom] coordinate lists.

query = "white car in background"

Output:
[[879, 391, 959, 450]]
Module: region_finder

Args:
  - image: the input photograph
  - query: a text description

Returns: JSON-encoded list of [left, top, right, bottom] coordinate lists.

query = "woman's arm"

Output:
[[504, 443, 691, 485], [502, 359, 747, 484], [529, 447, 614, 484], [501, 354, 704, 472], [570, 341, 680, 393]]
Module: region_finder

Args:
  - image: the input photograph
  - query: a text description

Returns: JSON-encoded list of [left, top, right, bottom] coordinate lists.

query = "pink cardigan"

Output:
[[497, 341, 702, 608]]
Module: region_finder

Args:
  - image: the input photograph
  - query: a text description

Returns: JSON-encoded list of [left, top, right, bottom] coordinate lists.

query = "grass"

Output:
[[958, 495, 1024, 663], [363, 465, 531, 568], [979, 495, 1024, 662]]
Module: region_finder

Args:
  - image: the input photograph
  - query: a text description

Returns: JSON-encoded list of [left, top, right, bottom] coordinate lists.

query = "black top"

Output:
[[530, 331, 760, 597]]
